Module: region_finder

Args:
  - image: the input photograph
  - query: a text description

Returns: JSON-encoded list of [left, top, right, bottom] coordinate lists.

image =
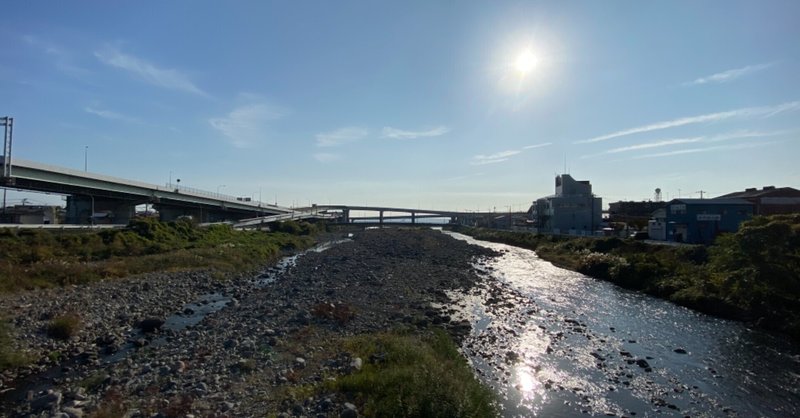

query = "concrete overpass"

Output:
[[1, 157, 293, 224]]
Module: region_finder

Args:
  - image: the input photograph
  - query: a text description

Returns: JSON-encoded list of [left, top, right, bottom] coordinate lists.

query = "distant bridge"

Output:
[[1, 157, 293, 224], [233, 204, 505, 229]]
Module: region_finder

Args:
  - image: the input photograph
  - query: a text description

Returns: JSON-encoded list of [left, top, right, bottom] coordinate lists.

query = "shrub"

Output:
[[46, 314, 82, 340]]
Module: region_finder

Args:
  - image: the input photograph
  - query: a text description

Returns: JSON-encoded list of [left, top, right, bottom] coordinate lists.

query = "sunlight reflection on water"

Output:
[[443, 231, 800, 417]]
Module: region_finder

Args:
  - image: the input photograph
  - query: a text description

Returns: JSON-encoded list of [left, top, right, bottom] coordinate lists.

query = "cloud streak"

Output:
[[381, 125, 450, 140], [471, 150, 521, 165], [209, 101, 285, 148], [577, 101, 800, 144], [84, 106, 138, 123], [632, 141, 777, 159], [23, 35, 89, 77], [470, 142, 552, 166], [315, 127, 369, 147], [686, 62, 774, 86], [95, 46, 206, 96]]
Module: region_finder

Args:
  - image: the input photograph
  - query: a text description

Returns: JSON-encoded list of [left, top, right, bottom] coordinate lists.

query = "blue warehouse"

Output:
[[661, 198, 754, 245]]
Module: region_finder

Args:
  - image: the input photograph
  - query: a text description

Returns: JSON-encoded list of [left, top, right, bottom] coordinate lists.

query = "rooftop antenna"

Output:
[[695, 190, 708, 199]]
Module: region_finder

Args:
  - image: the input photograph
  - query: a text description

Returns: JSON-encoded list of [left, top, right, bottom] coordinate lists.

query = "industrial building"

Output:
[[531, 174, 602, 235], [715, 186, 800, 215], [656, 198, 754, 245]]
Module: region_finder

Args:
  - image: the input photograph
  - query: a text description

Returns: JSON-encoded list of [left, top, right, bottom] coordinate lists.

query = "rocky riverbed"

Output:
[[0, 228, 498, 417]]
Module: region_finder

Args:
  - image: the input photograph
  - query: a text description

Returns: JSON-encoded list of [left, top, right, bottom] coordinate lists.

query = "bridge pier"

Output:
[[411, 212, 416, 224], [342, 209, 350, 224], [379, 210, 384, 225], [65, 196, 136, 224]]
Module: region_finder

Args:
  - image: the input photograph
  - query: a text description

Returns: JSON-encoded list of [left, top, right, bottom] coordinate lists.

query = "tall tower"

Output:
[[654, 188, 662, 202]]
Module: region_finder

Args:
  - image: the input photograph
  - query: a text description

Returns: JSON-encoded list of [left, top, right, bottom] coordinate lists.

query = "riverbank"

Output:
[[0, 227, 498, 417], [449, 214, 800, 341]]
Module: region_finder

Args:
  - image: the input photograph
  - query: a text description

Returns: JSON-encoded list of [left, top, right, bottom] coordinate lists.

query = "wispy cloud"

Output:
[[577, 101, 800, 144], [632, 141, 777, 160], [209, 100, 285, 148], [686, 62, 775, 86], [22, 35, 89, 77], [313, 153, 342, 163], [523, 142, 553, 149], [706, 129, 789, 142], [95, 46, 206, 96], [583, 130, 792, 160], [470, 150, 521, 165], [381, 125, 450, 140], [606, 137, 703, 154], [471, 142, 553, 166], [315, 127, 369, 147], [84, 106, 138, 123]]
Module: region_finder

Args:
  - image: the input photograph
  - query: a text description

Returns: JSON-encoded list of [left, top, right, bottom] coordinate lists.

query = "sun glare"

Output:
[[514, 49, 538, 75]]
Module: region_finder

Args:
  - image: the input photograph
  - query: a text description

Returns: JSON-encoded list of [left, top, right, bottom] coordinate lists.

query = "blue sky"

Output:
[[2, 1, 799, 211]]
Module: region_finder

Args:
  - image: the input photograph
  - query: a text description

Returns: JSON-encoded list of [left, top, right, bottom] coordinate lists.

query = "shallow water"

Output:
[[443, 231, 800, 417]]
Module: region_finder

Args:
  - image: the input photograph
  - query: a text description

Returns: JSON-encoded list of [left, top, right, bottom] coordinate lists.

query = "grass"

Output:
[[0, 218, 320, 292], [0, 318, 29, 371], [328, 329, 498, 418]]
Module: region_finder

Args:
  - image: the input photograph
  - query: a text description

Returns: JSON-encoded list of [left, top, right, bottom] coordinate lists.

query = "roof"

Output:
[[669, 198, 752, 206], [717, 186, 800, 199]]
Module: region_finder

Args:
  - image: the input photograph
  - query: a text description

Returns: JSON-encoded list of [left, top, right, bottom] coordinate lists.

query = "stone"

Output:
[[62, 406, 85, 418], [30, 389, 62, 411], [138, 317, 165, 333], [295, 357, 306, 368], [350, 357, 363, 371]]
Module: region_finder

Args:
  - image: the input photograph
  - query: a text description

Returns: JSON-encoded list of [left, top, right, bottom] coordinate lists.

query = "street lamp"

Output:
[[217, 185, 226, 195], [84, 146, 88, 172]]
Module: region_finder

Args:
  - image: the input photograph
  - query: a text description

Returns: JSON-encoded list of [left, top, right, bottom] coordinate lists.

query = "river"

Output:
[[443, 231, 800, 417]]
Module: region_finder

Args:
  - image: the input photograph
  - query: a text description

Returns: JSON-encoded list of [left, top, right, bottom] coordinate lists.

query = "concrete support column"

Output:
[[379, 210, 384, 225], [66, 195, 135, 225], [411, 212, 416, 224], [342, 209, 350, 224]]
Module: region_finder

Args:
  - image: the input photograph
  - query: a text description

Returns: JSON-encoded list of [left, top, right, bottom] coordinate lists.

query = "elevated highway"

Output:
[[1, 157, 293, 224]]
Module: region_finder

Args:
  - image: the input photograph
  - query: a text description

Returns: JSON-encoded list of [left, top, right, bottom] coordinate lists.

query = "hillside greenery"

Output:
[[450, 214, 800, 340]]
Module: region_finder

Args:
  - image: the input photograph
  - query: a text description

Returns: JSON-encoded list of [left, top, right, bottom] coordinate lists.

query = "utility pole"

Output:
[[1, 117, 12, 219], [2, 116, 12, 178], [695, 190, 707, 199]]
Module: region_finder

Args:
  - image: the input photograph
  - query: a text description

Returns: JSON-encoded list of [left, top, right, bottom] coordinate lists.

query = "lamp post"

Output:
[[84, 146, 88, 172], [217, 185, 226, 195]]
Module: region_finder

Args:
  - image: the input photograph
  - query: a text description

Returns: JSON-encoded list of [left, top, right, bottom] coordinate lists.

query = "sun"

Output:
[[514, 49, 538, 75]]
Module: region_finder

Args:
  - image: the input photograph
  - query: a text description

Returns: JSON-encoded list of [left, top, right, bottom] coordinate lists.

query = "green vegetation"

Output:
[[0, 218, 319, 292], [451, 214, 800, 341], [46, 313, 82, 340], [0, 318, 29, 371], [328, 329, 498, 418]]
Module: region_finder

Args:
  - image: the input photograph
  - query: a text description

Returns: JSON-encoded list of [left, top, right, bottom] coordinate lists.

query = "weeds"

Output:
[[0, 319, 29, 371], [46, 313, 82, 340], [329, 329, 498, 418]]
